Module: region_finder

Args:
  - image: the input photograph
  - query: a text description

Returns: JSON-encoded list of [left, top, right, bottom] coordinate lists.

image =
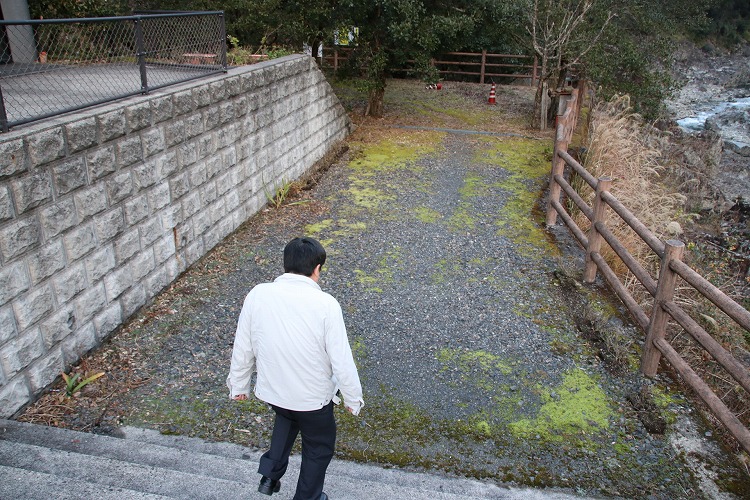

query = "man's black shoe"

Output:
[[320, 493, 329, 500], [258, 476, 281, 496]]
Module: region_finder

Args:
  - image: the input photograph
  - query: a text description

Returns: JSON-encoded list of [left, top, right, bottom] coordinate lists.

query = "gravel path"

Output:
[[21, 82, 748, 498]]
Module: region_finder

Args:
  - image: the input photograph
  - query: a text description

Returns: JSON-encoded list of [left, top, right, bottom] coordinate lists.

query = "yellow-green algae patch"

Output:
[[437, 348, 514, 376], [447, 202, 477, 231], [509, 368, 614, 443], [347, 180, 394, 210], [354, 269, 384, 293], [305, 219, 334, 236], [341, 131, 445, 216], [334, 221, 367, 235], [445, 170, 497, 233], [353, 247, 403, 293], [430, 258, 452, 285], [306, 219, 367, 239], [475, 137, 557, 258], [304, 219, 367, 254], [412, 100, 499, 128], [348, 130, 444, 176], [459, 172, 494, 198], [415, 206, 442, 223]]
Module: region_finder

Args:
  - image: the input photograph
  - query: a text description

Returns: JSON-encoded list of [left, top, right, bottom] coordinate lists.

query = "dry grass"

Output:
[[574, 95, 688, 306]]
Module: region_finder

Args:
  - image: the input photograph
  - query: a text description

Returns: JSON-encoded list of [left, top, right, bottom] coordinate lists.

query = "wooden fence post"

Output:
[[575, 79, 586, 130], [480, 50, 487, 84], [582, 177, 612, 283], [532, 56, 538, 87], [641, 240, 685, 376], [545, 124, 569, 226]]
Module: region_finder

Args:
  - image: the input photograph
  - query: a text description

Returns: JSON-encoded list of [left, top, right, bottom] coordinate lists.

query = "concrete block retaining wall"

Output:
[[0, 54, 351, 416]]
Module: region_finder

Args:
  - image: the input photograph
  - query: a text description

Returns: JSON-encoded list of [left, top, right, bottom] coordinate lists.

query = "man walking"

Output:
[[227, 237, 364, 500]]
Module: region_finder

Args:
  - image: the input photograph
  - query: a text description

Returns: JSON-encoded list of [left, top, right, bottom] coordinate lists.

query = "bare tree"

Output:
[[527, 0, 614, 129]]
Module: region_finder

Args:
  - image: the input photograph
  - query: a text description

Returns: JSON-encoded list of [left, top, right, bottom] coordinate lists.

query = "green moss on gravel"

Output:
[[353, 247, 403, 293], [437, 348, 513, 376], [509, 368, 614, 444], [305, 219, 334, 235], [474, 137, 557, 258], [348, 132, 443, 177], [447, 202, 478, 231], [415, 206, 442, 223]]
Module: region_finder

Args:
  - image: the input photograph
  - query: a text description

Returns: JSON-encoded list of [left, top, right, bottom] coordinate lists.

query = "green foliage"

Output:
[[266, 46, 295, 59], [29, 0, 130, 19], [336, 0, 485, 115], [61, 371, 105, 397], [700, 0, 750, 46]]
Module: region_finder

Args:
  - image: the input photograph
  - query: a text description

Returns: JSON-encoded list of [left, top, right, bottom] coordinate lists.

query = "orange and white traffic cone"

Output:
[[488, 83, 497, 105]]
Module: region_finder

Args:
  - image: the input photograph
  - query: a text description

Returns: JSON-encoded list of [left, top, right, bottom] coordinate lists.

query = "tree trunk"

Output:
[[366, 85, 386, 118]]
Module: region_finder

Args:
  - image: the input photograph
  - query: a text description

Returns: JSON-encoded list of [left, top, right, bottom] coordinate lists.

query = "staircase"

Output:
[[0, 419, 582, 499]]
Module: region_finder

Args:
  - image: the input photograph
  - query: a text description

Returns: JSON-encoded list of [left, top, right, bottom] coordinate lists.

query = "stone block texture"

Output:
[[0, 55, 351, 417]]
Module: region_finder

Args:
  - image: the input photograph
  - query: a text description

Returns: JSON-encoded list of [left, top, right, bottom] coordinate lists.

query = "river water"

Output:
[[676, 96, 750, 149]]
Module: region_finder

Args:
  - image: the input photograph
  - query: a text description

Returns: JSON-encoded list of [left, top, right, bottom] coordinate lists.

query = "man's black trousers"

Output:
[[258, 401, 336, 500]]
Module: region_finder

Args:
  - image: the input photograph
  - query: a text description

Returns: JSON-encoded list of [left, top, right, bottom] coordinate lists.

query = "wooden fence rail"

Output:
[[547, 88, 750, 454], [320, 48, 538, 85]]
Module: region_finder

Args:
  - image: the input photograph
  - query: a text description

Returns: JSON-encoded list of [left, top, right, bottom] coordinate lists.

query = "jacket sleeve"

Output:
[[325, 299, 364, 415], [226, 294, 256, 398]]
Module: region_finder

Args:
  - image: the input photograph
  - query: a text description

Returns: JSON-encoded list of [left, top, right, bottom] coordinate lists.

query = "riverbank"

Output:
[[666, 41, 750, 205]]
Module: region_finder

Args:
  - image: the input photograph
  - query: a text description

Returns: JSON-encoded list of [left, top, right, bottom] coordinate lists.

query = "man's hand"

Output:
[[233, 394, 248, 401]]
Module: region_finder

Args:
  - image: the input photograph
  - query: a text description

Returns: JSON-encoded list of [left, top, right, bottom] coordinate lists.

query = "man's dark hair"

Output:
[[283, 237, 326, 276]]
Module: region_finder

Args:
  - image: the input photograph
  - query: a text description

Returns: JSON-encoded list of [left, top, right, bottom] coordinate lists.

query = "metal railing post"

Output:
[[218, 13, 228, 71], [0, 86, 9, 133], [642, 240, 685, 376], [582, 177, 612, 283], [134, 16, 149, 93]]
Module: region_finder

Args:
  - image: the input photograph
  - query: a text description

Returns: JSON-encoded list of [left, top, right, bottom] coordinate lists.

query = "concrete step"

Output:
[[0, 419, 584, 499], [0, 464, 170, 500]]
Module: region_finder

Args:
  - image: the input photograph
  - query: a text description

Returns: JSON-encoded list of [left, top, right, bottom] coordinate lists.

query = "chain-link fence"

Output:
[[0, 11, 226, 132]]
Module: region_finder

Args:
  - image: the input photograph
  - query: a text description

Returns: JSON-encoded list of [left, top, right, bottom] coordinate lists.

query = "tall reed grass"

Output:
[[574, 95, 688, 307]]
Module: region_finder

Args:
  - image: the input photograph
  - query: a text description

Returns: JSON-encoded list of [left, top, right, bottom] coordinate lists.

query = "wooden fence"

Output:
[[321, 48, 537, 85], [547, 88, 750, 454]]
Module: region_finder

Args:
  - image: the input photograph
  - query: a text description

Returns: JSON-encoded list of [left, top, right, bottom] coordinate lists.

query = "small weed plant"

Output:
[[263, 177, 308, 209], [62, 371, 105, 397]]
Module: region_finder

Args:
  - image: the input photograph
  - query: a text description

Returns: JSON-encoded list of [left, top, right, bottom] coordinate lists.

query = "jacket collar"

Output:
[[275, 272, 321, 290]]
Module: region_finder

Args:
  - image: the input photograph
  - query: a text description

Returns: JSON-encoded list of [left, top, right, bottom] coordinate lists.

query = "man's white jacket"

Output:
[[227, 273, 364, 415]]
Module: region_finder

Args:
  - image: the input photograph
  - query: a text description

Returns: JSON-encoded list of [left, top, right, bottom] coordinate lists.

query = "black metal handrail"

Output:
[[0, 11, 227, 132]]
